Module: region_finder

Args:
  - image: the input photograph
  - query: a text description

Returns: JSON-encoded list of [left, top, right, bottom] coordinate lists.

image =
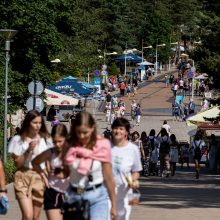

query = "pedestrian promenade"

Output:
[[4, 67, 212, 220]]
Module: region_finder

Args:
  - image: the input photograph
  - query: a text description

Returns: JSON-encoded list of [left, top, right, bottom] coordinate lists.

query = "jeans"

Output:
[[65, 185, 109, 220]]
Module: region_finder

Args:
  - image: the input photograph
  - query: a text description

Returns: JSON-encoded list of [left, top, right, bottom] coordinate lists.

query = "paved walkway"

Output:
[[4, 165, 220, 220], [130, 166, 220, 220]]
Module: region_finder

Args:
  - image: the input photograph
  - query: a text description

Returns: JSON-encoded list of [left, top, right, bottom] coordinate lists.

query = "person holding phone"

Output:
[[8, 110, 52, 220]]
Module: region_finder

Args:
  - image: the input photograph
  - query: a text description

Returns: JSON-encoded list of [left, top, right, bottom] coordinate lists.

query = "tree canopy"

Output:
[[0, 0, 218, 114]]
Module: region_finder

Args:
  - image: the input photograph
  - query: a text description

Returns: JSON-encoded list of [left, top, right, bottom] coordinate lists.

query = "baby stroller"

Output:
[[179, 141, 190, 168]]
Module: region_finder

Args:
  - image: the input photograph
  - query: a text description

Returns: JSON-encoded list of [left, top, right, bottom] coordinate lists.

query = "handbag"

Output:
[[0, 196, 9, 215], [62, 199, 90, 220]]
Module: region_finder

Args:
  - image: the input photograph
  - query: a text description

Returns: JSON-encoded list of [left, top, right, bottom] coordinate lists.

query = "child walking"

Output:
[[32, 124, 69, 220]]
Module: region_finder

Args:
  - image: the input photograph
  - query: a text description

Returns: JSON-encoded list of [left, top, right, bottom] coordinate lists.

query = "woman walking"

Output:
[[148, 129, 160, 176], [32, 124, 69, 220], [111, 118, 142, 220], [131, 131, 146, 160], [135, 104, 142, 126], [192, 132, 206, 179], [8, 110, 52, 220], [169, 134, 179, 176], [64, 112, 117, 220], [158, 128, 171, 177]]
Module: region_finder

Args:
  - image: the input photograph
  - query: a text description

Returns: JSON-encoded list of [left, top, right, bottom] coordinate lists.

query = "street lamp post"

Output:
[[141, 45, 153, 63], [155, 43, 166, 76], [0, 29, 18, 163]]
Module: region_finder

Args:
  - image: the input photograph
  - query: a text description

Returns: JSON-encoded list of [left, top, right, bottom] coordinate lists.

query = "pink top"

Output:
[[65, 136, 112, 175]]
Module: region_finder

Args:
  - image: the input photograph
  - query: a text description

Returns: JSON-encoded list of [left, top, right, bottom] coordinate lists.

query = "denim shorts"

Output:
[[65, 185, 109, 220]]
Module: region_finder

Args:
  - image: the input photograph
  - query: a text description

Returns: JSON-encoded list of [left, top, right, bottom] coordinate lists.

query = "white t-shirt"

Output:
[[179, 80, 184, 87], [162, 124, 171, 135], [112, 142, 142, 189], [69, 159, 103, 188], [174, 84, 179, 91], [111, 142, 142, 220], [8, 135, 53, 169]]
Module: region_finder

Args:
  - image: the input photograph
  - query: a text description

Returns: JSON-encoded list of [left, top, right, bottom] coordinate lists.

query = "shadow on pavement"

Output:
[[139, 166, 220, 209]]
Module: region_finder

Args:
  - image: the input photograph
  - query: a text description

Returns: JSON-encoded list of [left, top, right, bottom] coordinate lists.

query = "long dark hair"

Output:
[[132, 131, 140, 141], [161, 128, 168, 137], [51, 124, 68, 138], [69, 111, 97, 149], [20, 110, 49, 140], [140, 131, 147, 141], [170, 134, 178, 145]]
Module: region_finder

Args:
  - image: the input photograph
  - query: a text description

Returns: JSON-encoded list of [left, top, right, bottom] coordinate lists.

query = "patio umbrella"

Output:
[[186, 106, 220, 126], [45, 88, 79, 106], [48, 76, 93, 96], [115, 53, 142, 63]]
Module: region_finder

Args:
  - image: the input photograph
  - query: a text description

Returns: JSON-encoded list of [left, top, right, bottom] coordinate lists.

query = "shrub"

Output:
[[3, 157, 16, 184]]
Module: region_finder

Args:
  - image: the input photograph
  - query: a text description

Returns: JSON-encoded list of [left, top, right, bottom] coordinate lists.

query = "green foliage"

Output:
[[0, 0, 211, 114], [108, 63, 119, 75], [3, 157, 16, 184], [193, 1, 220, 91]]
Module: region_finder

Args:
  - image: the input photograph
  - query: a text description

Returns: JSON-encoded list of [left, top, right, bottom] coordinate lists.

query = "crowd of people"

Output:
[[1, 110, 146, 220], [163, 67, 211, 122], [127, 120, 220, 179], [104, 92, 142, 127]]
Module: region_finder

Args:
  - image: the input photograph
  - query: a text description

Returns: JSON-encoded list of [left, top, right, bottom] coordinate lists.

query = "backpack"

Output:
[[148, 138, 155, 152], [160, 138, 170, 154], [194, 141, 202, 158]]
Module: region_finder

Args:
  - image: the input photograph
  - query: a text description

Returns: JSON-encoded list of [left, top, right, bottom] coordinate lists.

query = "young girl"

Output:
[[131, 131, 145, 160], [64, 111, 117, 220], [8, 110, 52, 220], [111, 118, 142, 220], [32, 124, 69, 220]]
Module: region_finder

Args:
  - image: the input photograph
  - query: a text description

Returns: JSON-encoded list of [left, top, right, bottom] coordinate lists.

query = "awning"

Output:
[[45, 88, 79, 106], [186, 106, 220, 126], [137, 61, 154, 66]]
